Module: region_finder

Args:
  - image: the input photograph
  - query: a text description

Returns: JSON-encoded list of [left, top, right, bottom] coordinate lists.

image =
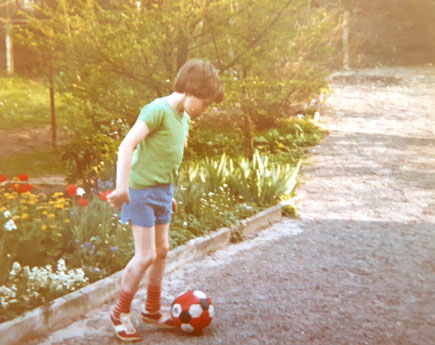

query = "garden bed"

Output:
[[0, 153, 302, 324], [0, 203, 284, 345]]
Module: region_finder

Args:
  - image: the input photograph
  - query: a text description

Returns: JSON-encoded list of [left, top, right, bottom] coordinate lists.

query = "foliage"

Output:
[[321, 0, 435, 67], [0, 260, 88, 323], [255, 118, 326, 157], [282, 203, 298, 218], [228, 152, 301, 206], [14, 0, 339, 181], [61, 132, 119, 188], [171, 184, 260, 247], [0, 150, 300, 321]]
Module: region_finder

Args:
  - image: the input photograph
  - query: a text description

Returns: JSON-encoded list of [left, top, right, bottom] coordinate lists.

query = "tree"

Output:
[[17, 0, 339, 185]]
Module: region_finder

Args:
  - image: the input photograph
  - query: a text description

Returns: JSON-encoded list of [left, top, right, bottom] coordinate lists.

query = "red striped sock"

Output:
[[145, 284, 161, 314], [112, 288, 136, 319]]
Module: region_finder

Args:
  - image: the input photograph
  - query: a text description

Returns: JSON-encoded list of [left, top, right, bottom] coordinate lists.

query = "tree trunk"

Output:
[[5, 2, 14, 74], [49, 63, 57, 149], [342, 10, 350, 70]]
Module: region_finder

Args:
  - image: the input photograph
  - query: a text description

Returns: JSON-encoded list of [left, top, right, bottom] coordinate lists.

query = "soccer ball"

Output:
[[171, 290, 214, 334]]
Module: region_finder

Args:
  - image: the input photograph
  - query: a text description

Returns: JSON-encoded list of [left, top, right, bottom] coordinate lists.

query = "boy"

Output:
[[107, 59, 224, 342]]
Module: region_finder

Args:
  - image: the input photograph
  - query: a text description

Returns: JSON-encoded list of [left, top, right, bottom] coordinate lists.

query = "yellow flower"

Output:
[[47, 214, 55, 218], [13, 177, 19, 182], [21, 214, 28, 219], [41, 224, 47, 230], [55, 203, 65, 209], [65, 219, 70, 223], [0, 206, 6, 212], [42, 211, 48, 215]]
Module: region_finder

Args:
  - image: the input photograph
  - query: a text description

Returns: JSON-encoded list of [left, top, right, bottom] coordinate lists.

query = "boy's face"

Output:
[[184, 95, 212, 117]]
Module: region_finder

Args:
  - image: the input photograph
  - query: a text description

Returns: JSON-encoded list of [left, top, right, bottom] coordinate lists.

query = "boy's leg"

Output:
[[121, 224, 157, 293], [111, 224, 156, 341], [142, 222, 174, 327], [145, 222, 170, 312]]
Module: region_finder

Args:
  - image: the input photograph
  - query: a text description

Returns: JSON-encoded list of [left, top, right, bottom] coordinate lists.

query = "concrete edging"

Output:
[[0, 203, 284, 345]]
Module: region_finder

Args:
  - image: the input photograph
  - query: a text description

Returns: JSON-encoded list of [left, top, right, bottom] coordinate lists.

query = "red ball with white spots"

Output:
[[171, 290, 214, 334]]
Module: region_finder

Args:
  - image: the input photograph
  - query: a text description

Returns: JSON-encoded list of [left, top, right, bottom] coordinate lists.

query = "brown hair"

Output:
[[174, 59, 224, 103]]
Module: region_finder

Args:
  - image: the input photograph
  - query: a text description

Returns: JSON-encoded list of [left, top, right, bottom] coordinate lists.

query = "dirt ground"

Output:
[[0, 126, 64, 159], [26, 66, 435, 345]]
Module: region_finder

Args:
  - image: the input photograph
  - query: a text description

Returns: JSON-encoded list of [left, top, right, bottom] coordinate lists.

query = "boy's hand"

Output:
[[172, 198, 177, 213], [107, 190, 129, 210]]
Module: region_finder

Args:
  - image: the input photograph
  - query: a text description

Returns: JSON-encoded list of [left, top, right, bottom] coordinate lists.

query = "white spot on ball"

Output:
[[193, 290, 207, 299], [189, 304, 203, 318], [209, 305, 215, 318], [172, 303, 182, 318], [181, 323, 194, 333]]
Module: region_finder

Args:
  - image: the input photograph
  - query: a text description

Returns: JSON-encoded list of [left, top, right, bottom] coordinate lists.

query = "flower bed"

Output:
[[0, 153, 299, 323]]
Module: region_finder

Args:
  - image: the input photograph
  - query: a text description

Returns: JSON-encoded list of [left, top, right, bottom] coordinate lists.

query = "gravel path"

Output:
[[27, 67, 435, 345]]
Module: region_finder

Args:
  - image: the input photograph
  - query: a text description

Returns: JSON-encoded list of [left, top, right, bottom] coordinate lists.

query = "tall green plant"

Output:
[[228, 152, 301, 205]]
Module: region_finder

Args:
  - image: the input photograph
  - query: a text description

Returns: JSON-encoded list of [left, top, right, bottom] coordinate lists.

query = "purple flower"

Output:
[[110, 246, 119, 252]]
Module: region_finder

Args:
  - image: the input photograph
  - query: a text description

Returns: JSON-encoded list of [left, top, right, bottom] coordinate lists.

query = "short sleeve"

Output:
[[138, 102, 164, 132]]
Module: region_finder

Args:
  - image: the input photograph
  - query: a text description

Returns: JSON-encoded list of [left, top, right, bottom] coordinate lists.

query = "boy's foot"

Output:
[[141, 306, 175, 328], [110, 311, 142, 342]]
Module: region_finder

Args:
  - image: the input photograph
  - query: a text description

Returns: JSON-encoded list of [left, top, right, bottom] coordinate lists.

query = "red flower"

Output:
[[11, 184, 19, 190], [99, 190, 113, 202], [17, 173, 29, 181], [0, 175, 7, 183], [18, 184, 34, 194], [67, 184, 78, 196], [78, 198, 88, 206]]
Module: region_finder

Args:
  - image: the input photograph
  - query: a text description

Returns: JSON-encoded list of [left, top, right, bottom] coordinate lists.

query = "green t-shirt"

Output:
[[129, 98, 190, 189]]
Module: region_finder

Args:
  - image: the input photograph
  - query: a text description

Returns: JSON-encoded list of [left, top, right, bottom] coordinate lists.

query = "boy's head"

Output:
[[174, 59, 224, 106]]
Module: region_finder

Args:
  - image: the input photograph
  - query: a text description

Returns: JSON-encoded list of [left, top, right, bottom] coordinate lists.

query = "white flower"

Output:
[[297, 114, 305, 119], [76, 187, 86, 196], [183, 222, 188, 227], [3, 210, 11, 218], [4, 219, 17, 231]]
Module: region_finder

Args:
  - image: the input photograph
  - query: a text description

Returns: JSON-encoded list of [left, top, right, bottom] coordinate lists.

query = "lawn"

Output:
[[0, 75, 69, 178], [0, 150, 66, 178], [0, 74, 68, 130]]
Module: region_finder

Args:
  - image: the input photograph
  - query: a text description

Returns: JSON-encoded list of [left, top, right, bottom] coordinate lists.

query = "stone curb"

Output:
[[0, 204, 283, 345]]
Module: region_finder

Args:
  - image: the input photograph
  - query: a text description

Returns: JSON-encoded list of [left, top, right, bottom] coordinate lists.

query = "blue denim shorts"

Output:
[[121, 184, 174, 227]]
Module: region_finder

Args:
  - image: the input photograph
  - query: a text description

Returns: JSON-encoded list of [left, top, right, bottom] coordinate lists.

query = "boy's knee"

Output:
[[156, 244, 169, 260], [135, 252, 157, 271]]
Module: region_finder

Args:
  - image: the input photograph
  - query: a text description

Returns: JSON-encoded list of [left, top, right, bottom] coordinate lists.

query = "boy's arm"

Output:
[[107, 120, 150, 209]]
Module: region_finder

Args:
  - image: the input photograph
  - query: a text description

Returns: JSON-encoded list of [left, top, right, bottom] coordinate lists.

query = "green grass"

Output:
[[0, 150, 66, 179], [0, 75, 68, 130]]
